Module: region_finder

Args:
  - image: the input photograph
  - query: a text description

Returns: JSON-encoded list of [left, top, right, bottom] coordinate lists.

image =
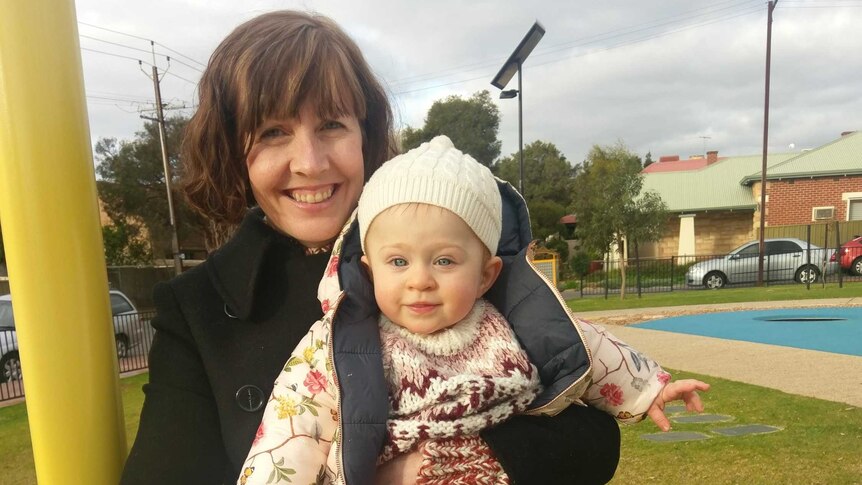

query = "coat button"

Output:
[[235, 385, 265, 412]]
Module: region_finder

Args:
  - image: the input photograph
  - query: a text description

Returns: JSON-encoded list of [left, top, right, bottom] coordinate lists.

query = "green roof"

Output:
[[740, 131, 862, 184], [642, 153, 795, 212]]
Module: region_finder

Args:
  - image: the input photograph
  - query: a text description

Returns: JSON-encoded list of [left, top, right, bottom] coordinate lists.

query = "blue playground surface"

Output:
[[633, 307, 862, 357]]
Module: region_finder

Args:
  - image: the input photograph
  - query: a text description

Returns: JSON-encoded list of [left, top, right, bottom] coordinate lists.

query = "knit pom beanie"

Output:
[[358, 135, 502, 255]]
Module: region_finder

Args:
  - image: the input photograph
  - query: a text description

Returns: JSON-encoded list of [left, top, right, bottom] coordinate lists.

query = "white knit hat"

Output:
[[358, 135, 502, 255]]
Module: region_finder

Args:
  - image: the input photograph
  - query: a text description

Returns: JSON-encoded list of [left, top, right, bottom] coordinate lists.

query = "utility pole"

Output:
[[757, 0, 778, 286], [146, 60, 182, 276]]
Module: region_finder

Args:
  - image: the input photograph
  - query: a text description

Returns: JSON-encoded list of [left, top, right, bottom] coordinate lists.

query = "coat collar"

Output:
[[206, 208, 297, 321]]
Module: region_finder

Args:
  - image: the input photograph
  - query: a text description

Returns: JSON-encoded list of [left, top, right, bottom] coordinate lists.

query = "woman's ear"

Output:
[[360, 255, 374, 283], [479, 256, 503, 295]]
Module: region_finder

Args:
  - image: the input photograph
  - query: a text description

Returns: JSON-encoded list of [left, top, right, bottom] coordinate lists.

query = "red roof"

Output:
[[642, 156, 725, 173], [559, 214, 577, 224]]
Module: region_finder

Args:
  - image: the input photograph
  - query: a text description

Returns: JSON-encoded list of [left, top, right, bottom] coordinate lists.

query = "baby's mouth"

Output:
[[288, 185, 335, 204]]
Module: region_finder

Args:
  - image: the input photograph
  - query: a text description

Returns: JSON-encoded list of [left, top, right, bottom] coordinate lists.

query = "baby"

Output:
[[239, 136, 708, 485]]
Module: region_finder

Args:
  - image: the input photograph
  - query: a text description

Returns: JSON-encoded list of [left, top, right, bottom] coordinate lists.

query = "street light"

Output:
[[491, 21, 545, 199]]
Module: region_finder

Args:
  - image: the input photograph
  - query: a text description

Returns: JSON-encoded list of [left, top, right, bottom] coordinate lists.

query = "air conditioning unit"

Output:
[[813, 207, 835, 220]]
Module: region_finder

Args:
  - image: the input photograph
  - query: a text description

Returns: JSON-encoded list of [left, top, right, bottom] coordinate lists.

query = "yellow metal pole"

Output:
[[0, 1, 126, 483]]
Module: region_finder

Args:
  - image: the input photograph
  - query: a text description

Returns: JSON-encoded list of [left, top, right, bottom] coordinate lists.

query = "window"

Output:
[[109, 293, 134, 316], [736, 243, 760, 258], [850, 200, 862, 221], [0, 301, 14, 328], [767, 241, 802, 255], [812, 206, 834, 221]]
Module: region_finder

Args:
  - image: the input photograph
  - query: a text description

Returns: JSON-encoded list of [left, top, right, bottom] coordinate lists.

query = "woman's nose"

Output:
[[289, 131, 330, 177]]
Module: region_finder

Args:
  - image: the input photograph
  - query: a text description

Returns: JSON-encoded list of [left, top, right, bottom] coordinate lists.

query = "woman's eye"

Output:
[[259, 127, 285, 140], [435, 258, 453, 266], [322, 120, 345, 130]]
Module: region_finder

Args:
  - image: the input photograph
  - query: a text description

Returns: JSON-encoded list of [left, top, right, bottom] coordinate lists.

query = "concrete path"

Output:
[[574, 298, 862, 408]]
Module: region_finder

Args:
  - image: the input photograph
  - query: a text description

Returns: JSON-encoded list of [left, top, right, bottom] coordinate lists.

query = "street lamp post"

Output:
[[492, 21, 545, 200]]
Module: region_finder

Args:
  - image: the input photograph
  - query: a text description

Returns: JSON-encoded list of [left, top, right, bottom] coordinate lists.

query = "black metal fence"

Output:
[[0, 310, 156, 403], [570, 246, 855, 298]]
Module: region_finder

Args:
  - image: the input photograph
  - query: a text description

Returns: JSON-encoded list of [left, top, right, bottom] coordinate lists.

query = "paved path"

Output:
[[574, 298, 862, 408]]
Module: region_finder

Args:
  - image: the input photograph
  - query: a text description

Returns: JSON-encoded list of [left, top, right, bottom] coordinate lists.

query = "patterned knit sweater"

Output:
[[378, 299, 540, 463]]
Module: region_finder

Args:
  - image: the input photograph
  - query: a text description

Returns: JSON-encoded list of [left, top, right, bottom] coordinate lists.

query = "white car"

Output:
[[0, 290, 145, 383], [686, 238, 838, 289]]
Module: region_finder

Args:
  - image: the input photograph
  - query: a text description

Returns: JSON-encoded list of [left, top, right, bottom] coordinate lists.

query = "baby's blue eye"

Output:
[[392, 258, 407, 267], [436, 258, 453, 266]]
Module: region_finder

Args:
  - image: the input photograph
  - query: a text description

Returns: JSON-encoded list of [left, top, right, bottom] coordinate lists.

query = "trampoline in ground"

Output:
[[632, 307, 862, 357]]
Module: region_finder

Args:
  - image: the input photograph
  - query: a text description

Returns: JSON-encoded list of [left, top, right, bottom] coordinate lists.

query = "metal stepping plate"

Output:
[[670, 414, 734, 424], [711, 424, 783, 436], [641, 431, 711, 442]]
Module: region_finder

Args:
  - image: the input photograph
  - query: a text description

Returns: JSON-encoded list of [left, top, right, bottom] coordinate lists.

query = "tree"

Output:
[[572, 142, 667, 299], [496, 140, 576, 239], [102, 220, 153, 266], [96, 116, 208, 259], [643, 151, 654, 168], [401, 90, 501, 167]]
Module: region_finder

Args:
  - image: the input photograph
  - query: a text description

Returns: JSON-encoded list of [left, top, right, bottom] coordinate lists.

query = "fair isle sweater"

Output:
[[378, 299, 540, 463]]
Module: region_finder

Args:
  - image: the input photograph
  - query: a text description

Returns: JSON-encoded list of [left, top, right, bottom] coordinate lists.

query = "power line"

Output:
[[78, 21, 206, 67], [163, 71, 198, 85], [389, 0, 762, 88], [153, 42, 207, 68], [80, 34, 153, 55], [81, 47, 152, 66], [79, 34, 203, 73], [393, 3, 764, 95], [78, 20, 151, 42]]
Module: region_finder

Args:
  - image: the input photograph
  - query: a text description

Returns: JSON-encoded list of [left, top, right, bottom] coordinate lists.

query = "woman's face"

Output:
[[246, 102, 364, 248]]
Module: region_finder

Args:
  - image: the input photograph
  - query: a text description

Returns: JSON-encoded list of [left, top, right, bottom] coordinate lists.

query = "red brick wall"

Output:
[[766, 175, 862, 225]]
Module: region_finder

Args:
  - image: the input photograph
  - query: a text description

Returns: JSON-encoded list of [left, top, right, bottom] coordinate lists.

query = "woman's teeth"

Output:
[[291, 186, 334, 203]]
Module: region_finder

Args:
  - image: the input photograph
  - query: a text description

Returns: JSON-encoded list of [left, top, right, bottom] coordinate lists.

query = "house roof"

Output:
[[740, 131, 862, 185], [642, 157, 713, 173], [642, 152, 796, 212]]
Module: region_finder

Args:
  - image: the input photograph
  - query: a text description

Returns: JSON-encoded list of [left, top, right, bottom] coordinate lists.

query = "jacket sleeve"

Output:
[[577, 318, 671, 424], [121, 282, 229, 485], [238, 316, 339, 485]]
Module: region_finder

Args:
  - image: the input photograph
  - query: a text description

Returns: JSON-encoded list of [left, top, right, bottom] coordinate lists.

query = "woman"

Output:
[[121, 11, 622, 484]]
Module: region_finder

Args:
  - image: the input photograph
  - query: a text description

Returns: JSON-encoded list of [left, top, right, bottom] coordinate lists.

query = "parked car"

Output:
[[686, 238, 838, 289], [0, 290, 145, 383], [839, 235, 862, 275]]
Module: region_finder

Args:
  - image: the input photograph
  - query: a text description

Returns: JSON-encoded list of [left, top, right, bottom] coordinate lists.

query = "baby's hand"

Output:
[[647, 379, 710, 432]]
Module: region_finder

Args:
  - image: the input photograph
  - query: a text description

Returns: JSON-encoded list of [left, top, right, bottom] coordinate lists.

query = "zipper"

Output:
[[326, 290, 348, 484], [521, 240, 594, 415]]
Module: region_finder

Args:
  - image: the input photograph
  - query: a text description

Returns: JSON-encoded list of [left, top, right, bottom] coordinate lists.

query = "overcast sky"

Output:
[[74, 0, 862, 165]]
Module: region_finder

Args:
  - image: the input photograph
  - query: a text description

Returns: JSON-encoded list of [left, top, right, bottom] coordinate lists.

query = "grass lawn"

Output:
[[568, 282, 862, 312], [0, 372, 148, 485], [1, 370, 860, 483], [613, 369, 862, 484]]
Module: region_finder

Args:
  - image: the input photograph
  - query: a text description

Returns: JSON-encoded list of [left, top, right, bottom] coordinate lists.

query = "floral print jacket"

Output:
[[239, 192, 668, 485]]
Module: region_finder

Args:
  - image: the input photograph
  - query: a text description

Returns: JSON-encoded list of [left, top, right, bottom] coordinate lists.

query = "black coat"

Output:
[[121, 208, 620, 485]]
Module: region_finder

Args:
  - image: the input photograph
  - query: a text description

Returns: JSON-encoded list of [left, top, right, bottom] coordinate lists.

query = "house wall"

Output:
[[766, 175, 862, 225], [695, 211, 755, 255], [642, 210, 754, 259]]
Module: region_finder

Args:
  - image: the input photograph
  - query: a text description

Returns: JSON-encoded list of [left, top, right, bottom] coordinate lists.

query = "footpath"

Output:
[[569, 297, 862, 408]]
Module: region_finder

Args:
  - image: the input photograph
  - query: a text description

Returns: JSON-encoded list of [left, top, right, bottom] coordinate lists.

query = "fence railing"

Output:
[[0, 309, 156, 403], [572, 246, 853, 298]]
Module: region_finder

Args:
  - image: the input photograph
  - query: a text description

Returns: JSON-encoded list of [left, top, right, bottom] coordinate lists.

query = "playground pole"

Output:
[[0, 1, 127, 483]]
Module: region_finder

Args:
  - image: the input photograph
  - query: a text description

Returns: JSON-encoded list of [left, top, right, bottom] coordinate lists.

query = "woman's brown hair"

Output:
[[181, 10, 396, 229]]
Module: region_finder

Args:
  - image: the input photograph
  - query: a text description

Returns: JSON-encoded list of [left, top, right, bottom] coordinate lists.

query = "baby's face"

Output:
[[361, 204, 501, 335]]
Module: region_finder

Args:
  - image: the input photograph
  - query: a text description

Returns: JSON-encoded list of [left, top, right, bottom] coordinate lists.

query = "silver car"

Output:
[[686, 238, 838, 289], [0, 290, 145, 382]]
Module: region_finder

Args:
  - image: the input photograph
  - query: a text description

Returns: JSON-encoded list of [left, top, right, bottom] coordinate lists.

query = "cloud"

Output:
[[67, 0, 862, 166]]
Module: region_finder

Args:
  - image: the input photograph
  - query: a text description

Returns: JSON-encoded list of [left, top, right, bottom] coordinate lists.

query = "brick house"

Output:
[[739, 131, 862, 227], [637, 131, 862, 259]]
